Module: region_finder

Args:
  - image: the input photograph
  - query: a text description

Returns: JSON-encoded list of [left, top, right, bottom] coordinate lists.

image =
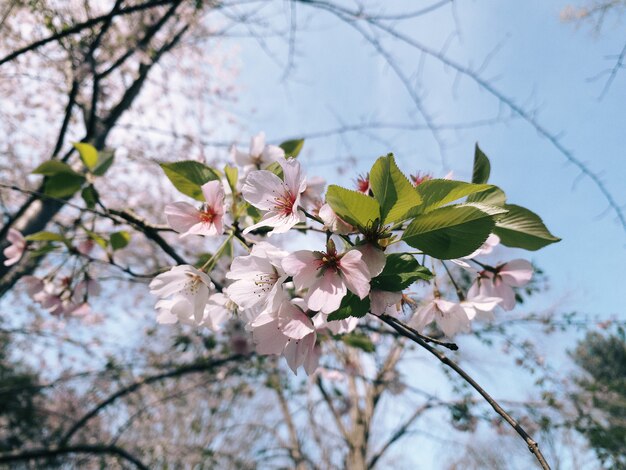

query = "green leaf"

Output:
[[326, 185, 380, 229], [110, 231, 131, 250], [85, 230, 108, 249], [81, 186, 98, 209], [43, 173, 85, 198], [29, 243, 59, 258], [494, 204, 560, 250], [25, 231, 66, 242], [466, 186, 506, 206], [159, 161, 220, 201], [265, 161, 283, 178], [341, 333, 375, 353], [369, 153, 422, 224], [32, 161, 80, 177], [371, 253, 432, 291], [73, 142, 98, 170], [402, 203, 508, 259], [92, 150, 115, 176], [224, 165, 238, 194], [279, 139, 304, 157], [472, 144, 491, 184], [413, 179, 498, 215], [327, 293, 370, 321]]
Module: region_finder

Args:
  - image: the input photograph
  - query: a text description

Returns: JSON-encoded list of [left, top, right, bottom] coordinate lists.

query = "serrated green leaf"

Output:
[[224, 165, 238, 194], [32, 160, 80, 177], [110, 231, 131, 250], [494, 204, 560, 250], [472, 144, 491, 184], [341, 333, 375, 353], [160, 161, 220, 201], [466, 186, 506, 206], [43, 173, 85, 198], [25, 231, 66, 242], [92, 150, 115, 176], [326, 185, 380, 229], [370, 153, 422, 224], [412, 179, 498, 215], [81, 186, 98, 209], [402, 203, 508, 259], [371, 253, 432, 290], [327, 293, 370, 321], [279, 139, 304, 157], [73, 142, 98, 170]]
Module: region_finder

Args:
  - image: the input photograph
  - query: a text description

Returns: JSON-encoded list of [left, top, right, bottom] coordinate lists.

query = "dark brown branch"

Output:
[[0, 0, 178, 67], [58, 354, 246, 446], [0, 444, 149, 470], [375, 314, 551, 470]]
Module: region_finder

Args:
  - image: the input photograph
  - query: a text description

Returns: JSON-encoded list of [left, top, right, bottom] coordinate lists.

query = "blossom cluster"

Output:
[[146, 132, 543, 375]]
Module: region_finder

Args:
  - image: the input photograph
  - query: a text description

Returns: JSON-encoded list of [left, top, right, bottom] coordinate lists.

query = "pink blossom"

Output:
[[21, 276, 44, 297], [300, 176, 325, 211], [451, 234, 500, 270], [225, 242, 288, 313], [231, 131, 285, 168], [282, 243, 371, 314], [164, 180, 225, 238], [318, 203, 354, 235], [355, 173, 370, 194], [242, 157, 306, 235], [370, 290, 402, 315], [461, 296, 502, 322], [467, 259, 533, 311], [150, 265, 212, 325], [354, 243, 386, 277], [77, 239, 95, 256], [409, 298, 470, 338], [3, 228, 26, 266], [201, 292, 232, 331]]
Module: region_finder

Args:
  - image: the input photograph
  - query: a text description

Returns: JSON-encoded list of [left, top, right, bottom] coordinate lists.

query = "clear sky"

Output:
[[223, 1, 625, 466]]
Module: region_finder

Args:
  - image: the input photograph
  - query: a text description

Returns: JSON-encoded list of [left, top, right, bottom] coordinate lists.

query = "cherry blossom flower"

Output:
[[461, 296, 502, 322], [282, 242, 371, 314], [231, 131, 284, 169], [354, 243, 386, 277], [164, 180, 225, 238], [225, 242, 288, 312], [242, 157, 306, 235], [319, 203, 354, 235], [355, 173, 370, 193], [370, 290, 403, 315], [77, 239, 95, 256], [409, 298, 470, 338], [3, 228, 26, 266], [467, 259, 533, 311], [150, 265, 212, 324], [201, 292, 232, 331], [250, 299, 320, 374], [410, 171, 432, 186]]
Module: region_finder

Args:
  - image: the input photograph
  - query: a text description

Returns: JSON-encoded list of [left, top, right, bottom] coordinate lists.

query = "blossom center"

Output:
[[200, 206, 217, 224], [273, 191, 296, 216]]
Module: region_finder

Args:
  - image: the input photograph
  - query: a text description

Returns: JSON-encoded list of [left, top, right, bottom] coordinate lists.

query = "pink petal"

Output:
[[354, 244, 385, 277], [164, 202, 201, 234], [201, 180, 225, 212], [282, 251, 322, 289], [278, 301, 314, 339], [306, 271, 347, 314], [279, 157, 305, 196], [339, 250, 371, 299], [499, 259, 533, 287], [242, 170, 288, 210]]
